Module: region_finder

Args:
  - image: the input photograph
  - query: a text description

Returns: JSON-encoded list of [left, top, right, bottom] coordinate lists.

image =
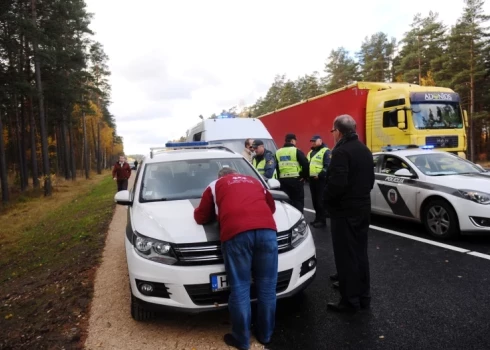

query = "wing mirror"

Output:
[[394, 168, 414, 177], [463, 110, 469, 128], [269, 190, 290, 203], [267, 178, 281, 190], [397, 110, 407, 130], [114, 190, 133, 205]]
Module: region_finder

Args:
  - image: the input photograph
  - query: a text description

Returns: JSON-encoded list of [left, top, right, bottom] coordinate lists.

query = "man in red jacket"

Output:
[[112, 155, 131, 192], [194, 167, 278, 350]]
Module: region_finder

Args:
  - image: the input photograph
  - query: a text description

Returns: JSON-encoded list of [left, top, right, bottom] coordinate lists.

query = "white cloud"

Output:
[[85, 0, 489, 155]]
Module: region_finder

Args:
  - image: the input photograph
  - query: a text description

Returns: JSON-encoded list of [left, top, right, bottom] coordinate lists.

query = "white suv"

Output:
[[114, 141, 317, 321]]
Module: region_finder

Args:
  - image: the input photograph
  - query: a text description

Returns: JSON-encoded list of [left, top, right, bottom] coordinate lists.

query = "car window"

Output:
[[407, 153, 483, 176], [380, 156, 411, 175], [139, 157, 263, 202], [208, 139, 278, 154], [373, 155, 380, 172]]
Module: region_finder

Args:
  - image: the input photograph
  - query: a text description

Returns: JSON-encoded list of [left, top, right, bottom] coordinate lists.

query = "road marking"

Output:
[[304, 207, 490, 261]]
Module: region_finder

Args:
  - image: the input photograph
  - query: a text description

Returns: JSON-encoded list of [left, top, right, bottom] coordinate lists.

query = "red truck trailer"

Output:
[[258, 82, 467, 158]]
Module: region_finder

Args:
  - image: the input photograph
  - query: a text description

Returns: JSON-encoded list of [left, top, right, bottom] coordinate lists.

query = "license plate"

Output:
[[210, 273, 229, 292]]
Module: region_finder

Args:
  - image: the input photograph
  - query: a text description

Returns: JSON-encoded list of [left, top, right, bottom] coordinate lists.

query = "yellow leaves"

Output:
[[420, 71, 436, 86], [395, 73, 404, 83], [5, 314, 13, 320]]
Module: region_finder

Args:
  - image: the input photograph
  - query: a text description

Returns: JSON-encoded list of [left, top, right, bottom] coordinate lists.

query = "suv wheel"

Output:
[[130, 294, 156, 321]]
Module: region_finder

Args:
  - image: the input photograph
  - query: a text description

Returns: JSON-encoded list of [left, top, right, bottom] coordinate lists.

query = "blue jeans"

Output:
[[222, 229, 279, 349]]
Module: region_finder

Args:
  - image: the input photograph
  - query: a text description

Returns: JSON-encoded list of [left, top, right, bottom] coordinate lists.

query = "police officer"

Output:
[[275, 133, 309, 213], [252, 140, 277, 179], [306, 135, 331, 228]]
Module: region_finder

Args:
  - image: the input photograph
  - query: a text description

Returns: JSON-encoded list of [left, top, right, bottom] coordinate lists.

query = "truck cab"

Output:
[[364, 82, 467, 158], [186, 116, 278, 154]]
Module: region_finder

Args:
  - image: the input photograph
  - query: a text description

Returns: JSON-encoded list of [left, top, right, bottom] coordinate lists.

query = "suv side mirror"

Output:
[[267, 178, 281, 190], [115, 190, 133, 205], [397, 110, 406, 130], [394, 168, 414, 177]]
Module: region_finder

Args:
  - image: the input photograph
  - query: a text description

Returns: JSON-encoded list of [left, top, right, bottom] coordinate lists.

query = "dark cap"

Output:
[[285, 133, 296, 141], [252, 139, 264, 148], [310, 134, 322, 141]]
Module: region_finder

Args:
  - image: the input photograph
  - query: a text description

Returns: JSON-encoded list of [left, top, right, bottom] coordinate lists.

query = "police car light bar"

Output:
[[381, 144, 434, 152], [164, 141, 209, 148]]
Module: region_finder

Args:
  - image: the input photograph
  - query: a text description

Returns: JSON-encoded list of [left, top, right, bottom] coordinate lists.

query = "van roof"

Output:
[[188, 118, 273, 140]]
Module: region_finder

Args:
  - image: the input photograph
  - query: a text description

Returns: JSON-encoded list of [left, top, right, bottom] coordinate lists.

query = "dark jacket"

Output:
[[112, 161, 131, 180], [252, 149, 276, 179], [325, 134, 375, 217], [308, 144, 331, 179], [276, 143, 310, 180]]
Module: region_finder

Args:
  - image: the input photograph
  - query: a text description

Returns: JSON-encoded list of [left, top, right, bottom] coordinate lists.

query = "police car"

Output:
[[371, 145, 490, 239], [114, 141, 317, 321]]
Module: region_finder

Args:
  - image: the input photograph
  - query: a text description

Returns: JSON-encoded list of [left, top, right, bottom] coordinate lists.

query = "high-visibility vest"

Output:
[[307, 147, 329, 176], [252, 157, 278, 179], [275, 147, 301, 178]]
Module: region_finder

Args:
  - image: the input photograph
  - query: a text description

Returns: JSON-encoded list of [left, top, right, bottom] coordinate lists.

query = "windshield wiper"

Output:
[[143, 198, 171, 202]]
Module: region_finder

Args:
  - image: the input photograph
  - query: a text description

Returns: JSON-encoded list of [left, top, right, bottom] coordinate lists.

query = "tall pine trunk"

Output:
[[82, 108, 89, 179], [96, 121, 101, 174], [13, 95, 27, 191], [61, 113, 70, 180], [0, 109, 9, 203], [31, 0, 52, 196], [68, 118, 76, 180], [29, 96, 40, 188]]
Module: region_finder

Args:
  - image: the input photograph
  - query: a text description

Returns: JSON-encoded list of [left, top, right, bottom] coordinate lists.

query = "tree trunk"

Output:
[[31, 0, 52, 196], [61, 113, 70, 180], [96, 122, 101, 174], [29, 96, 40, 188], [469, 39, 475, 162], [14, 95, 27, 191], [68, 120, 76, 180], [0, 109, 9, 203], [82, 100, 89, 179], [20, 97, 29, 189]]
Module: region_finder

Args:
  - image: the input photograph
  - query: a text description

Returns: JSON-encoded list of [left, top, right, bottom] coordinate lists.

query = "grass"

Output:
[[0, 171, 116, 349]]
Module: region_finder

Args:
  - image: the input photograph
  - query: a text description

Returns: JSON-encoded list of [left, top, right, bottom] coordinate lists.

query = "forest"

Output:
[[1, 0, 123, 203], [212, 0, 490, 163]]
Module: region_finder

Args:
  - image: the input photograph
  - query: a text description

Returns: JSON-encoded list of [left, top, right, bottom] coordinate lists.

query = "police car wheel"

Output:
[[422, 199, 459, 239]]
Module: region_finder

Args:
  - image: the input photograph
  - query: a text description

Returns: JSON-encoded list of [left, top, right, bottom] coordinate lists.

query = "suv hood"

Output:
[[130, 199, 302, 244]]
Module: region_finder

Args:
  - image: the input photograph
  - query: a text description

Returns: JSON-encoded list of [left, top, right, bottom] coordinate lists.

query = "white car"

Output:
[[371, 145, 490, 239], [114, 141, 317, 321]]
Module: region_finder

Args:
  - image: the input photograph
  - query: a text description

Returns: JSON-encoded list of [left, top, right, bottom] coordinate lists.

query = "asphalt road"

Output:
[[266, 186, 490, 350]]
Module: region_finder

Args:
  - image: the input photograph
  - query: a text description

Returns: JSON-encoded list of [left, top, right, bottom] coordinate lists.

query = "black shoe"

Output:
[[223, 333, 248, 350], [312, 221, 326, 228], [329, 273, 338, 281], [332, 281, 339, 289], [327, 301, 359, 313]]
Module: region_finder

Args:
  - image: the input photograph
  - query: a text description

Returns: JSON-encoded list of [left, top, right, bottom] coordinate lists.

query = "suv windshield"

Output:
[[140, 157, 263, 202], [407, 153, 484, 176], [208, 139, 278, 154]]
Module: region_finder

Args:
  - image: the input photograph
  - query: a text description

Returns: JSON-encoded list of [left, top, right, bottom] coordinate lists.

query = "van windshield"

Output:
[[208, 139, 278, 154]]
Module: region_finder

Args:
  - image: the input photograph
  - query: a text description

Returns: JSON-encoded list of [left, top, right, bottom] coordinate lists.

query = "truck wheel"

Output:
[[422, 199, 459, 240], [130, 294, 156, 321]]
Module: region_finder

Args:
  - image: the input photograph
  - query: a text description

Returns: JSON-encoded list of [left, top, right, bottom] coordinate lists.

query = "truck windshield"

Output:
[[139, 158, 264, 202], [208, 139, 278, 154], [411, 102, 463, 130]]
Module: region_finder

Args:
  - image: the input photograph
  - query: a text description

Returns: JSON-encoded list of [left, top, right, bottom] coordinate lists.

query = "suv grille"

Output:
[[173, 230, 292, 266], [184, 269, 293, 306]]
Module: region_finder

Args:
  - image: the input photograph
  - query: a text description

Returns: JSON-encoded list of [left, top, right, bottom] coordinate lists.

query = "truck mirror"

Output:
[[397, 110, 406, 130], [463, 110, 468, 128]]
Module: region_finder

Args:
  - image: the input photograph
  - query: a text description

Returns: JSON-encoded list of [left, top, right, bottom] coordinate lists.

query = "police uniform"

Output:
[[251, 140, 277, 179], [275, 133, 309, 213], [306, 135, 331, 228]]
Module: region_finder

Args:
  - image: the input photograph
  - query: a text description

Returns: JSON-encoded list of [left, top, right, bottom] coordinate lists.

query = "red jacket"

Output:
[[112, 162, 131, 180], [194, 174, 277, 242]]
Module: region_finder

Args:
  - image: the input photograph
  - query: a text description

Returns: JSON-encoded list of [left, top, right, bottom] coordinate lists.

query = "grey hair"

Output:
[[333, 114, 357, 134], [218, 167, 238, 178]]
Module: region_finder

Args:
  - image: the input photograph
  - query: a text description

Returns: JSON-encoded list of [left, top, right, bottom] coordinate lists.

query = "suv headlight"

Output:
[[291, 217, 308, 248], [133, 231, 178, 265], [458, 189, 490, 205]]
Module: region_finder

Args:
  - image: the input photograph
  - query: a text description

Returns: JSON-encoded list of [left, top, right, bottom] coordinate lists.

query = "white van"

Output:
[[186, 116, 278, 154]]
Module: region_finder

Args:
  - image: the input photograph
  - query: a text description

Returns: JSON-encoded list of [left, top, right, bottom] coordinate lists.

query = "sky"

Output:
[[84, 0, 489, 156]]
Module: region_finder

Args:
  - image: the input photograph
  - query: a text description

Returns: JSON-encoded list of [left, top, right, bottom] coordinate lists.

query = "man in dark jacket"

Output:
[[194, 167, 278, 350], [307, 135, 331, 228], [275, 133, 309, 213], [325, 114, 375, 313], [112, 155, 132, 192]]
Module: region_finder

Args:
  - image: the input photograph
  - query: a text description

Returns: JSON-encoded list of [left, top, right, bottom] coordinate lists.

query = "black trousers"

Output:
[[309, 177, 326, 222], [117, 179, 128, 192], [279, 178, 304, 213], [330, 211, 371, 308]]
